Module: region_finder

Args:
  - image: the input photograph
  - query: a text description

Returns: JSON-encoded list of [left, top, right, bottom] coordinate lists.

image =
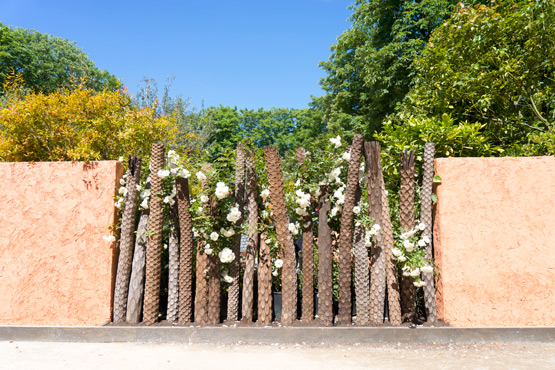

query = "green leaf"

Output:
[[433, 174, 442, 183], [431, 194, 438, 203]]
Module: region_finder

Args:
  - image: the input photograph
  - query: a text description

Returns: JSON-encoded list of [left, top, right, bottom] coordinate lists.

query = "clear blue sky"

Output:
[[1, 0, 353, 110]]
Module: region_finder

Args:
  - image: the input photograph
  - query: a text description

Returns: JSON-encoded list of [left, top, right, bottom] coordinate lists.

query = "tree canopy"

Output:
[[390, 0, 555, 156], [0, 22, 119, 95], [318, 0, 463, 137]]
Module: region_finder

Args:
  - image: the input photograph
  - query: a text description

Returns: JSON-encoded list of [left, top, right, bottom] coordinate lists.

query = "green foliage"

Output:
[[318, 0, 462, 136], [0, 23, 119, 94], [206, 106, 325, 159], [376, 113, 503, 182], [0, 81, 177, 161], [399, 0, 555, 155]]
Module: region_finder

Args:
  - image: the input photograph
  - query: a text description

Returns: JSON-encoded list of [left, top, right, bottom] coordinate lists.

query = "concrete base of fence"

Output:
[[0, 161, 123, 326], [433, 157, 555, 327], [0, 325, 553, 344]]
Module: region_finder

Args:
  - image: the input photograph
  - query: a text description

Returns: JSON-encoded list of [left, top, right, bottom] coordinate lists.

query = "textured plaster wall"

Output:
[[0, 161, 122, 325], [433, 157, 555, 327]]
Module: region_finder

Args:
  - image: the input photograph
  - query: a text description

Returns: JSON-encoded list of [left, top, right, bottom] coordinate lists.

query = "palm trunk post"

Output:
[[241, 149, 258, 323], [317, 186, 333, 326], [421, 142, 438, 322], [226, 142, 246, 323], [176, 177, 194, 324], [113, 156, 141, 323], [353, 188, 371, 326], [257, 234, 273, 325], [400, 150, 417, 322], [143, 143, 165, 325], [166, 204, 180, 323], [364, 142, 386, 324], [263, 145, 297, 325], [296, 147, 314, 323], [337, 134, 364, 326]]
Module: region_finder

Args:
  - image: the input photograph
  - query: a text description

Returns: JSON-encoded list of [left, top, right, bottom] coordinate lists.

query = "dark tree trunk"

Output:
[[166, 205, 180, 323], [176, 177, 194, 324], [227, 142, 246, 323], [241, 149, 258, 323], [263, 146, 297, 325], [353, 190, 371, 326], [126, 205, 149, 324], [400, 150, 417, 322], [143, 144, 165, 325], [421, 142, 438, 322], [257, 234, 273, 325], [364, 142, 386, 324], [297, 148, 314, 323], [113, 157, 141, 323], [317, 186, 333, 326], [337, 134, 364, 326]]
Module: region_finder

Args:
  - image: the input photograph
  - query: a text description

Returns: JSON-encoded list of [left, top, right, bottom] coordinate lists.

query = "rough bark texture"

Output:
[[400, 150, 417, 322], [241, 149, 258, 323], [166, 208, 180, 323], [207, 252, 221, 326], [113, 157, 141, 323], [176, 177, 194, 324], [378, 157, 403, 326], [257, 234, 273, 325], [227, 142, 246, 323], [364, 142, 386, 324], [194, 243, 209, 325], [317, 186, 333, 326], [143, 144, 165, 325], [263, 146, 297, 325], [353, 192, 370, 326], [421, 142, 438, 322], [207, 194, 222, 326], [337, 134, 364, 326], [126, 206, 149, 324], [297, 148, 314, 323]]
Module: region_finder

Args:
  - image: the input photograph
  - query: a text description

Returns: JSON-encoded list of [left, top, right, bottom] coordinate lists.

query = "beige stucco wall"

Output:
[[433, 157, 555, 327], [0, 161, 122, 325]]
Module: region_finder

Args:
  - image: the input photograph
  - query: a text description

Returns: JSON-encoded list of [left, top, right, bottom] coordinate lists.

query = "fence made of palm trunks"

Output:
[[111, 136, 438, 326]]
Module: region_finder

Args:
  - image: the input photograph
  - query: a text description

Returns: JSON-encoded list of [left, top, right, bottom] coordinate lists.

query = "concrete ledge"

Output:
[[0, 326, 553, 344]]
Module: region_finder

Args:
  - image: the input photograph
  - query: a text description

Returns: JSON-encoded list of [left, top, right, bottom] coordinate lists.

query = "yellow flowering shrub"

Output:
[[0, 84, 177, 162]]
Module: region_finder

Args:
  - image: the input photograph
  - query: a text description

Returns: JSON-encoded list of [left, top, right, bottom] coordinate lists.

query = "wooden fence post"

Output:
[[263, 146, 297, 325], [143, 143, 165, 325], [421, 142, 438, 322]]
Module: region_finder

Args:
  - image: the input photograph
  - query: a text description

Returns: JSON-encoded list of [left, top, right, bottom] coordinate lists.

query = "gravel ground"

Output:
[[2, 341, 554, 370]]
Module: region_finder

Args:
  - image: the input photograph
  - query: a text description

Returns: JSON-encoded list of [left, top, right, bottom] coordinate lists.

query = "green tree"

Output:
[[0, 22, 119, 94], [318, 0, 464, 137], [395, 0, 555, 155]]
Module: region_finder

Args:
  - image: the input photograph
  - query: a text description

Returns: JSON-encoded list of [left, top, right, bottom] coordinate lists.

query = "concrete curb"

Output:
[[0, 326, 553, 344]]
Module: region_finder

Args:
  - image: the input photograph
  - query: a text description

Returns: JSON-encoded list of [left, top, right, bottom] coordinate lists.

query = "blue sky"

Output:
[[1, 0, 353, 110]]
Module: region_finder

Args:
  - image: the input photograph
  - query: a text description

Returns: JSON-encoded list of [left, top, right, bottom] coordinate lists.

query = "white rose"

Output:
[[418, 239, 426, 247], [157, 169, 170, 179], [372, 224, 381, 231], [421, 265, 434, 274], [329, 135, 341, 148], [417, 222, 426, 231], [288, 223, 299, 235], [140, 198, 149, 210], [118, 186, 126, 195], [274, 259, 284, 268], [200, 195, 209, 203], [221, 228, 235, 237], [261, 189, 270, 199], [119, 178, 125, 185], [210, 232, 219, 241], [353, 206, 361, 214], [180, 168, 191, 178], [103, 235, 116, 243], [409, 268, 420, 277], [227, 206, 242, 223], [170, 167, 179, 175], [196, 171, 207, 181], [342, 151, 351, 161], [423, 235, 431, 244], [118, 156, 124, 162], [218, 247, 235, 263], [224, 275, 233, 283], [331, 207, 339, 217], [272, 270, 278, 277], [197, 206, 204, 213], [215, 182, 230, 199], [392, 248, 403, 258], [398, 255, 407, 262], [295, 207, 308, 216]]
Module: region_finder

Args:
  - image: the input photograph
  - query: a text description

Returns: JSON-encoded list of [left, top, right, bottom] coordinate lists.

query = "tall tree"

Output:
[[0, 22, 118, 94], [396, 0, 555, 156], [318, 0, 461, 136]]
